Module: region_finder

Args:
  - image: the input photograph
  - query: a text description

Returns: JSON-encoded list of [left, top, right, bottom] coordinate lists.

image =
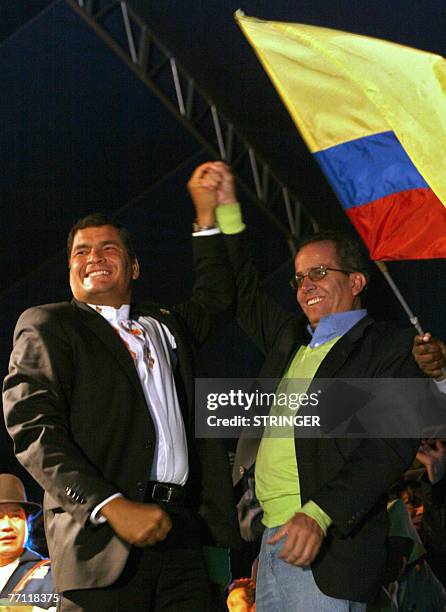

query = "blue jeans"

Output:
[[256, 526, 367, 612]]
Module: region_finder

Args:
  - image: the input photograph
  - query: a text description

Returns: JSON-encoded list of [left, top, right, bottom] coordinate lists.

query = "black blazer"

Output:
[[3, 234, 240, 592], [225, 230, 420, 602]]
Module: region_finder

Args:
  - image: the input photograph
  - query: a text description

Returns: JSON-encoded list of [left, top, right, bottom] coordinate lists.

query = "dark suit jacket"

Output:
[[3, 234, 240, 592], [225, 230, 421, 602]]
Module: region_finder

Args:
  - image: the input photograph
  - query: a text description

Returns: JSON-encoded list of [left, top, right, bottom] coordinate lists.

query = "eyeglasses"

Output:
[[290, 265, 353, 289]]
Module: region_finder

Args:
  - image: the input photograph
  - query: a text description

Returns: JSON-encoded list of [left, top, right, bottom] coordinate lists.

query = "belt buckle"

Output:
[[152, 483, 173, 503]]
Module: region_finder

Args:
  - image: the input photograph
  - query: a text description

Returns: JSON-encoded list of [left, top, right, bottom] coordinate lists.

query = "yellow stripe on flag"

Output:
[[236, 11, 446, 207]]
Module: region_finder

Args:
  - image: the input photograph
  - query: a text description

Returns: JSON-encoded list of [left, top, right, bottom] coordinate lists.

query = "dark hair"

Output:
[[298, 230, 371, 297], [67, 213, 136, 261]]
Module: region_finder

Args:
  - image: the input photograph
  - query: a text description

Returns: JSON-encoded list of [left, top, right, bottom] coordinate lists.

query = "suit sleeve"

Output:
[[312, 438, 419, 537], [222, 229, 298, 355], [2, 306, 118, 526], [310, 333, 421, 537], [173, 232, 235, 346]]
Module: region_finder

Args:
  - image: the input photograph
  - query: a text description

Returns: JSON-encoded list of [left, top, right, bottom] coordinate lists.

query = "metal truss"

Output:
[[70, 0, 318, 251]]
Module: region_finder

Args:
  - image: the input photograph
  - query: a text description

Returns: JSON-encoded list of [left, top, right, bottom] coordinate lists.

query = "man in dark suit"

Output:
[[187, 162, 421, 611], [3, 210, 239, 611]]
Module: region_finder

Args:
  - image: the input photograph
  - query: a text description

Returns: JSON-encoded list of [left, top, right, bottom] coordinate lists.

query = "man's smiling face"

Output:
[[295, 240, 363, 328], [69, 225, 139, 308], [0, 504, 27, 566]]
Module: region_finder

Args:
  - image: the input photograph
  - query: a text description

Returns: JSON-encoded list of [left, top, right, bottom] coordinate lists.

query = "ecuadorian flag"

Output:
[[236, 12, 446, 260]]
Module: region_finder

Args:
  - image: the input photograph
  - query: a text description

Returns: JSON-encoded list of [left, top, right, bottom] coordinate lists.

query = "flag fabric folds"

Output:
[[236, 11, 446, 260]]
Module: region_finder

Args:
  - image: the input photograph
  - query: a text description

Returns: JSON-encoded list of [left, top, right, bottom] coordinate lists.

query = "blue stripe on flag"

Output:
[[314, 131, 428, 210]]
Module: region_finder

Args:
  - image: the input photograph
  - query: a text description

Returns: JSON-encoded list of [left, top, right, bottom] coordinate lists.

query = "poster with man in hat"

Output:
[[0, 474, 57, 611]]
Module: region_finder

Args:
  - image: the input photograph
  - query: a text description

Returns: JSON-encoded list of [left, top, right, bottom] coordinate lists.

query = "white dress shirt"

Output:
[[0, 557, 19, 590], [88, 304, 188, 523]]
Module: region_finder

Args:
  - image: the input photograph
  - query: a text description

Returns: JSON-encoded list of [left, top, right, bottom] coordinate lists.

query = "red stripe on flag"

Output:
[[347, 188, 446, 260]]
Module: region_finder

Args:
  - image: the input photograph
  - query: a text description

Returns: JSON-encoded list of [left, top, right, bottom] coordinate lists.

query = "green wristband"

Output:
[[215, 203, 246, 234]]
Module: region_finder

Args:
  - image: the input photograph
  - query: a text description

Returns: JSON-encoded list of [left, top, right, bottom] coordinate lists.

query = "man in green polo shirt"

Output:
[[188, 161, 420, 611]]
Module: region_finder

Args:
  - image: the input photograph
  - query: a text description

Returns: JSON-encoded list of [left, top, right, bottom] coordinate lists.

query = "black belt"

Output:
[[148, 481, 186, 504]]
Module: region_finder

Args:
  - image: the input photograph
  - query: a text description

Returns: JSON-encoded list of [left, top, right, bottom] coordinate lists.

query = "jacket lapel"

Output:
[[132, 303, 194, 431], [132, 304, 179, 371], [71, 299, 145, 399], [260, 317, 309, 378], [314, 315, 375, 379]]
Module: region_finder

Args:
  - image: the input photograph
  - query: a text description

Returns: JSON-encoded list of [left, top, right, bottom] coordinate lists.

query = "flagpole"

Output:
[[376, 261, 446, 381], [374, 261, 424, 334]]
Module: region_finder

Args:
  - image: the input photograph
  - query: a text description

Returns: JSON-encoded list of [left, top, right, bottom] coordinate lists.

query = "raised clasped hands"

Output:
[[187, 161, 237, 225], [267, 512, 324, 566]]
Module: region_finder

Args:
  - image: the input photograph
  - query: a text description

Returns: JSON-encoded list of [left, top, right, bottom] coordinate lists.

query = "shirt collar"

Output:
[[307, 309, 368, 348], [88, 303, 131, 326]]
